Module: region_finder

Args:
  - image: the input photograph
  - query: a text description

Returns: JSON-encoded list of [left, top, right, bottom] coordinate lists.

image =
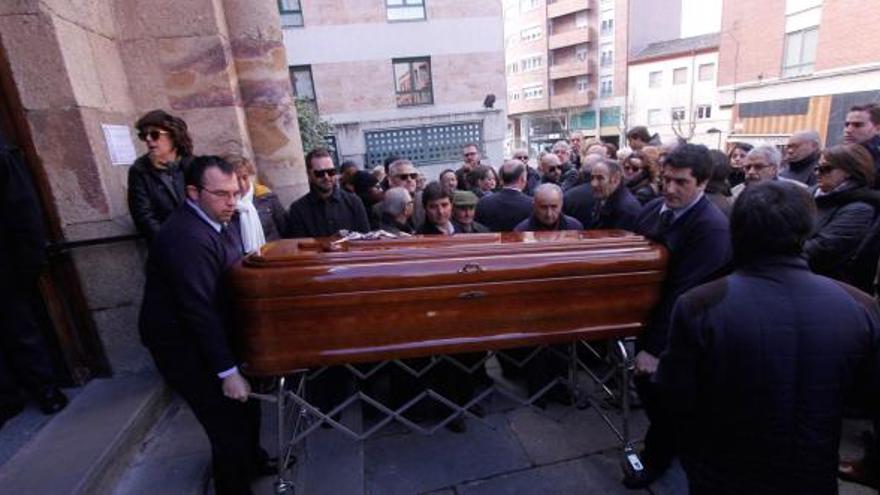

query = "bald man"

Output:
[[514, 183, 584, 232], [781, 130, 820, 186]]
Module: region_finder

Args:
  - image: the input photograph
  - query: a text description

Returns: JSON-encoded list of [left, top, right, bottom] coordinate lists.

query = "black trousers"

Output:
[[635, 374, 675, 469], [151, 347, 262, 495], [0, 282, 55, 406]]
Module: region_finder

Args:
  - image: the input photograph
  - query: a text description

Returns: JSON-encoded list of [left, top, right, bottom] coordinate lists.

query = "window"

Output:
[[278, 0, 303, 27], [575, 44, 589, 62], [600, 76, 613, 97], [520, 26, 542, 41], [386, 0, 426, 21], [577, 76, 589, 93], [520, 55, 543, 72], [289, 65, 315, 101], [648, 71, 662, 88], [520, 0, 539, 12], [673, 67, 688, 85], [576, 12, 589, 28], [600, 18, 614, 36], [600, 43, 613, 67], [696, 104, 712, 119], [509, 90, 521, 101], [506, 62, 520, 75], [671, 107, 686, 121], [782, 27, 818, 76], [365, 121, 483, 168], [393, 57, 433, 106], [647, 109, 662, 126], [523, 84, 544, 100], [698, 63, 715, 81]]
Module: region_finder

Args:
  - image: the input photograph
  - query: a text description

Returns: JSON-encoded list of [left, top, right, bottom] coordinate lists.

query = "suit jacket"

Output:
[[658, 256, 880, 494], [474, 188, 533, 232], [563, 183, 596, 228], [592, 185, 641, 231], [127, 154, 186, 242], [139, 204, 244, 375], [633, 195, 732, 356], [288, 187, 371, 238], [0, 134, 46, 292], [514, 214, 583, 232], [451, 219, 490, 233]]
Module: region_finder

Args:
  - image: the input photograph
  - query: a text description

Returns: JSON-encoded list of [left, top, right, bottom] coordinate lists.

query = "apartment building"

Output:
[[627, 34, 732, 149], [718, 0, 880, 147], [280, 0, 507, 179]]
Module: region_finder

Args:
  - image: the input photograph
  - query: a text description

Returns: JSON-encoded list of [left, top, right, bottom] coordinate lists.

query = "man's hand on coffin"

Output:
[[222, 372, 251, 402], [634, 351, 659, 376]]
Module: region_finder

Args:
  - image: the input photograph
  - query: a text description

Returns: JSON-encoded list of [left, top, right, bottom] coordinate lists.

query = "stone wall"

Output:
[[0, 0, 305, 375]]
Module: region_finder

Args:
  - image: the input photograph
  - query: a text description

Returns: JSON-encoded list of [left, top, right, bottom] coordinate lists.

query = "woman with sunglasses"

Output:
[[804, 144, 880, 292], [623, 150, 660, 205], [127, 109, 194, 242]]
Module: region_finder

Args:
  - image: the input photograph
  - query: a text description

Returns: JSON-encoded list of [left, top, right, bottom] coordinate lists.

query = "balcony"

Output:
[[548, 27, 591, 50], [549, 60, 592, 80], [548, 0, 591, 19], [550, 90, 592, 109]]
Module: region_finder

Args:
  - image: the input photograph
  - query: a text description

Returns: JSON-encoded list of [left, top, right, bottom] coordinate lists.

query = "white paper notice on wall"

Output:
[[101, 124, 137, 165]]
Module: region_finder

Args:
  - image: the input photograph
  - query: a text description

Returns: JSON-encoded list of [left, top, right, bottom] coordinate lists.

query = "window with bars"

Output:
[[600, 18, 614, 36], [386, 0, 426, 21], [364, 122, 483, 168], [393, 57, 433, 106], [600, 43, 613, 67], [278, 0, 303, 27]]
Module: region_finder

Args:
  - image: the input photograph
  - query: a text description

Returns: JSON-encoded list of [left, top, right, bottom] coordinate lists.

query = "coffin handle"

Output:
[[458, 262, 484, 274]]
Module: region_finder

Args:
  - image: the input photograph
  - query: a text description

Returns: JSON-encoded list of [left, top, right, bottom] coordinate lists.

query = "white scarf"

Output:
[[236, 183, 266, 254]]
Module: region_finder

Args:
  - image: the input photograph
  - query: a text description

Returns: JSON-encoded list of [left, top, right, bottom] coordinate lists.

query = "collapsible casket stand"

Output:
[[249, 338, 640, 495]]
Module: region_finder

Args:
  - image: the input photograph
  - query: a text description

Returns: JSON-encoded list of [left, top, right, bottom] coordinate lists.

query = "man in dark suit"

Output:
[[624, 143, 733, 489], [659, 181, 880, 494], [0, 132, 67, 429], [139, 155, 267, 495], [474, 160, 533, 232], [514, 183, 584, 232], [589, 159, 641, 231], [563, 153, 601, 228], [287, 148, 371, 238]]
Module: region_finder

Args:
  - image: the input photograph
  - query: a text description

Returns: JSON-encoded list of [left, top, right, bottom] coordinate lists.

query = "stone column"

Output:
[[222, 0, 308, 205]]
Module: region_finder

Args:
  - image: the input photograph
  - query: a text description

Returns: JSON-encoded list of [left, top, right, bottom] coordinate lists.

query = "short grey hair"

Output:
[[382, 187, 411, 216], [534, 182, 563, 201], [551, 140, 571, 153], [540, 153, 561, 167], [596, 158, 623, 176], [790, 130, 822, 147], [388, 159, 416, 176], [747, 145, 782, 167]]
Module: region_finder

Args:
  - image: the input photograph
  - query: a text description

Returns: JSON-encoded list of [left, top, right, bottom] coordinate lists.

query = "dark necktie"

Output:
[[659, 209, 675, 232]]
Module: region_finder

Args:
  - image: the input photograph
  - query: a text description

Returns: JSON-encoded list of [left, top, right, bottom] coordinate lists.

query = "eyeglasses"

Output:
[[138, 129, 170, 142], [546, 166, 561, 172], [514, 155, 528, 161], [201, 188, 241, 201], [623, 165, 640, 172], [816, 165, 836, 175], [396, 173, 419, 181], [312, 168, 338, 178], [743, 163, 771, 172], [464, 152, 478, 157]]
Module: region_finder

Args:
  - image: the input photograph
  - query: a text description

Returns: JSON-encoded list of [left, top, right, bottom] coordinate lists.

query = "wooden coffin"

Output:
[[229, 231, 668, 376]]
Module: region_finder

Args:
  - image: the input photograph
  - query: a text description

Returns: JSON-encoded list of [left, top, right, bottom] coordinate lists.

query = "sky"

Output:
[[680, 0, 723, 37]]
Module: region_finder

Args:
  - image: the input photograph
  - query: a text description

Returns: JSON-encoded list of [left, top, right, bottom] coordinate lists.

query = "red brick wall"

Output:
[[814, 0, 880, 71], [718, 0, 786, 86]]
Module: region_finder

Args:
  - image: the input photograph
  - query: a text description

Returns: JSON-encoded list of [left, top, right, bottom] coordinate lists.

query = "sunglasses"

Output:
[[138, 129, 170, 142], [396, 173, 420, 181], [514, 155, 528, 161], [816, 165, 835, 175], [623, 165, 640, 172], [312, 168, 338, 178]]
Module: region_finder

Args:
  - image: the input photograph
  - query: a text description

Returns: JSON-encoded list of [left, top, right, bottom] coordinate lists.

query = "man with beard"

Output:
[[288, 148, 370, 238], [781, 130, 820, 186]]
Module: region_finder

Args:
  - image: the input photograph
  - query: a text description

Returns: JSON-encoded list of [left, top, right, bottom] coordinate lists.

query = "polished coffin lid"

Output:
[[229, 230, 668, 376]]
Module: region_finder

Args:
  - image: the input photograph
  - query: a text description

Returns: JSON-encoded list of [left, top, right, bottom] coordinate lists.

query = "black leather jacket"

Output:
[[127, 154, 186, 242]]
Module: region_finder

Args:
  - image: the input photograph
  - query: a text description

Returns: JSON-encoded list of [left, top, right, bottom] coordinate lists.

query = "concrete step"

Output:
[[111, 400, 211, 495], [0, 372, 170, 494]]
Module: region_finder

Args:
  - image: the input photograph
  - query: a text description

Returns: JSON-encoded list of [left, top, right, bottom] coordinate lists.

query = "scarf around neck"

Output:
[[236, 183, 266, 254]]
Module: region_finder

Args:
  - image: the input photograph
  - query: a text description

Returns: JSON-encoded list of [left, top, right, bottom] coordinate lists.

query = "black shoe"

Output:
[[445, 416, 467, 433], [35, 386, 67, 415], [0, 401, 26, 430], [621, 461, 667, 489]]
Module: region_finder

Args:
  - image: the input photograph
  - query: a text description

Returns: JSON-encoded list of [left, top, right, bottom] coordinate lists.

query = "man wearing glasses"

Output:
[[140, 156, 271, 495], [455, 143, 482, 191], [730, 146, 805, 201], [373, 158, 425, 231], [287, 148, 370, 238]]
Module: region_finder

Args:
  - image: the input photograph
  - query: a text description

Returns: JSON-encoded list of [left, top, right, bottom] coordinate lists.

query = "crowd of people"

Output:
[[88, 103, 880, 493]]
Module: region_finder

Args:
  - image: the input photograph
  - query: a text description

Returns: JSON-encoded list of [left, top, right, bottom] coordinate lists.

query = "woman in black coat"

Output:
[[127, 110, 194, 242], [804, 144, 880, 292]]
